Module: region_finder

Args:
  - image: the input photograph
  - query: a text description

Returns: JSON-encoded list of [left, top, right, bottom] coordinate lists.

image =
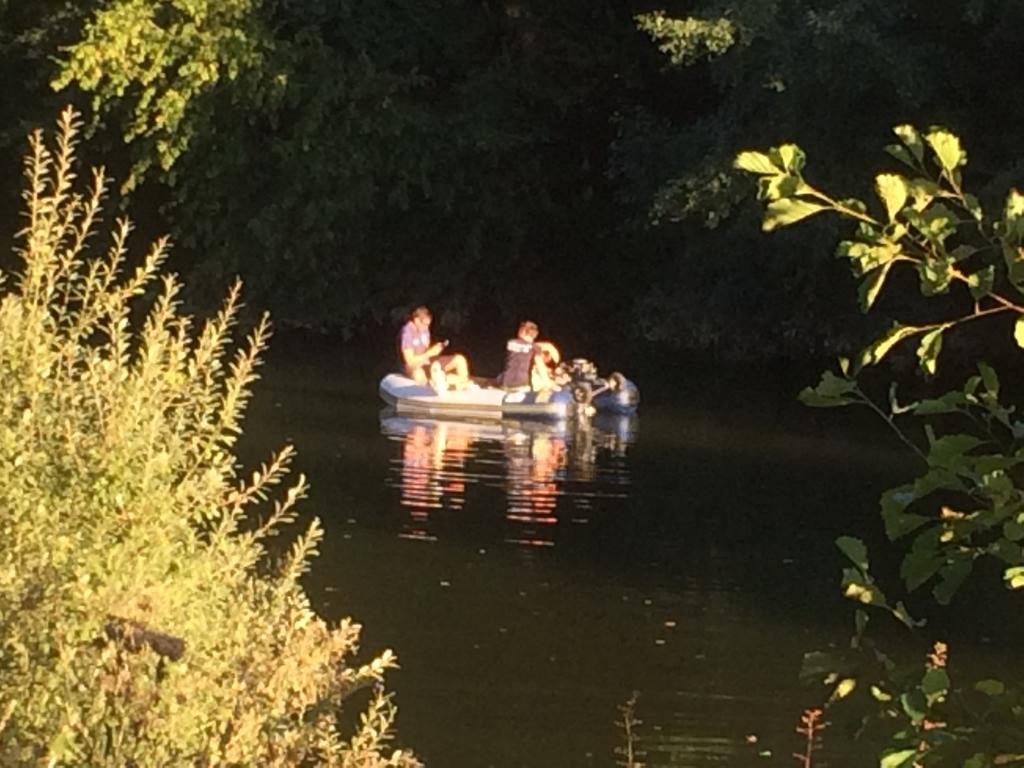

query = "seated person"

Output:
[[532, 339, 562, 390], [499, 320, 559, 392], [399, 305, 470, 391]]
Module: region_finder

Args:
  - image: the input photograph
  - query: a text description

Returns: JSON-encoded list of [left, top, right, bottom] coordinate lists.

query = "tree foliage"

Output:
[[740, 127, 1024, 764], [0, 109, 417, 766], [44, 0, 644, 331], [6, 0, 1024, 353], [616, 0, 1024, 356]]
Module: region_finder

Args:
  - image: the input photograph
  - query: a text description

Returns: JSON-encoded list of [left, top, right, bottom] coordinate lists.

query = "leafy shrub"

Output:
[[739, 127, 1024, 764], [0, 108, 418, 767]]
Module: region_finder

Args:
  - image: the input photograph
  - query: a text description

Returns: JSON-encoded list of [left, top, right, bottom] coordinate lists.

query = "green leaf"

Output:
[[881, 749, 919, 768], [870, 684, 892, 702], [964, 193, 983, 221], [901, 689, 929, 723], [933, 559, 973, 605], [927, 433, 982, 465], [876, 173, 908, 221], [922, 667, 950, 704], [800, 650, 842, 683], [975, 679, 1005, 696], [837, 536, 869, 570], [926, 129, 965, 173], [901, 549, 943, 592], [830, 677, 857, 701], [734, 151, 778, 175], [773, 143, 806, 174], [881, 485, 928, 540], [884, 143, 917, 169], [1004, 566, 1024, 589], [1014, 317, 1024, 349], [992, 539, 1024, 564], [861, 324, 921, 366], [798, 371, 857, 408], [913, 391, 967, 416], [843, 579, 883, 605], [855, 608, 869, 637], [967, 265, 994, 299], [1002, 240, 1024, 288], [1003, 189, 1024, 241], [916, 254, 955, 296], [1005, 520, 1024, 542], [762, 197, 829, 231], [893, 124, 924, 163], [859, 263, 893, 311], [891, 600, 922, 629], [905, 203, 957, 244], [838, 240, 902, 276], [915, 327, 944, 375], [978, 362, 1000, 397]]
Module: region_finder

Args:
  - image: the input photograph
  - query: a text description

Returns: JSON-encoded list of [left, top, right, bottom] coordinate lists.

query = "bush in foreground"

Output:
[[0, 108, 417, 767]]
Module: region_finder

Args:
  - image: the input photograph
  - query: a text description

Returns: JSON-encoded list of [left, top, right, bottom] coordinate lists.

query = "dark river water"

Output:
[[240, 346, 918, 767]]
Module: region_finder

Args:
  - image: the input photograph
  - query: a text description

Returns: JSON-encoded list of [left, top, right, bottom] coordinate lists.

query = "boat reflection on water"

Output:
[[380, 411, 635, 548]]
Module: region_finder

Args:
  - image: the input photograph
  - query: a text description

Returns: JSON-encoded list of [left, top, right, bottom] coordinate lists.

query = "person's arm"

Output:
[[403, 341, 445, 370]]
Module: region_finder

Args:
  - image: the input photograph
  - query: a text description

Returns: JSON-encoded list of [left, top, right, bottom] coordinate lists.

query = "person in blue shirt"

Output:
[[399, 306, 470, 391]]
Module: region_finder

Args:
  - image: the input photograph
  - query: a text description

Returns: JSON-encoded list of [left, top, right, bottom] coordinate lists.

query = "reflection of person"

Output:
[[399, 306, 470, 391], [397, 422, 472, 540], [504, 431, 566, 547], [499, 321, 559, 392]]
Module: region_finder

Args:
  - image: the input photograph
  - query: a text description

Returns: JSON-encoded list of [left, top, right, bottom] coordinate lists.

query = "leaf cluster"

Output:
[[740, 128, 1024, 764]]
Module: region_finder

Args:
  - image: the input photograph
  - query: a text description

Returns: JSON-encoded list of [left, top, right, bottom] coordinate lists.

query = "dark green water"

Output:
[[241, 348, 915, 767]]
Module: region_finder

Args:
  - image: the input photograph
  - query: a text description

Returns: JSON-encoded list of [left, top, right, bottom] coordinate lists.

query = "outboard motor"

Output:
[[555, 358, 631, 418]]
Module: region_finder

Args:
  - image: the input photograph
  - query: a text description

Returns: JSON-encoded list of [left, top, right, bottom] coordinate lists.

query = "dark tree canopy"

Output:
[[2, 0, 1024, 357]]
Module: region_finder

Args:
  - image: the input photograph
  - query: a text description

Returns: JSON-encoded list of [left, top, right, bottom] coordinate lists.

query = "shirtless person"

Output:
[[399, 306, 470, 391]]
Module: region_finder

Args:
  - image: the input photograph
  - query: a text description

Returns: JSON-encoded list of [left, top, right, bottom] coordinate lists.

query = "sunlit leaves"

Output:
[[916, 255, 954, 296], [1014, 317, 1024, 349], [876, 173, 908, 221], [881, 748, 921, 768], [762, 197, 828, 231], [635, 11, 737, 65], [838, 240, 902, 276], [916, 327, 944, 375], [52, 0, 281, 193], [830, 677, 857, 701], [926, 129, 965, 174], [967, 265, 994, 300], [861, 324, 922, 366], [734, 150, 777, 175], [773, 144, 806, 174], [1003, 566, 1024, 589], [0, 112, 415, 767], [1002, 189, 1024, 243], [740, 122, 1024, 768], [859, 262, 893, 311]]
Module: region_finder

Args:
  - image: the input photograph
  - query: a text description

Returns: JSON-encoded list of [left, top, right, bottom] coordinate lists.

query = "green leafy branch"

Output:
[[736, 126, 1024, 376], [739, 128, 1024, 764]]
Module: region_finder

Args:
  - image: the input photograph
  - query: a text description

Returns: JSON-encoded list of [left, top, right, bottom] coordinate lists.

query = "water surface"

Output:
[[242, 351, 913, 767]]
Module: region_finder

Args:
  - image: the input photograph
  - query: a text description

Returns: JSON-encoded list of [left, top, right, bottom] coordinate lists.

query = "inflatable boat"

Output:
[[378, 360, 639, 421], [378, 373, 574, 420]]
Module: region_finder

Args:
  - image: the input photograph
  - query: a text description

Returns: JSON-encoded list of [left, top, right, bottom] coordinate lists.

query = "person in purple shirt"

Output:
[[399, 306, 470, 391]]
